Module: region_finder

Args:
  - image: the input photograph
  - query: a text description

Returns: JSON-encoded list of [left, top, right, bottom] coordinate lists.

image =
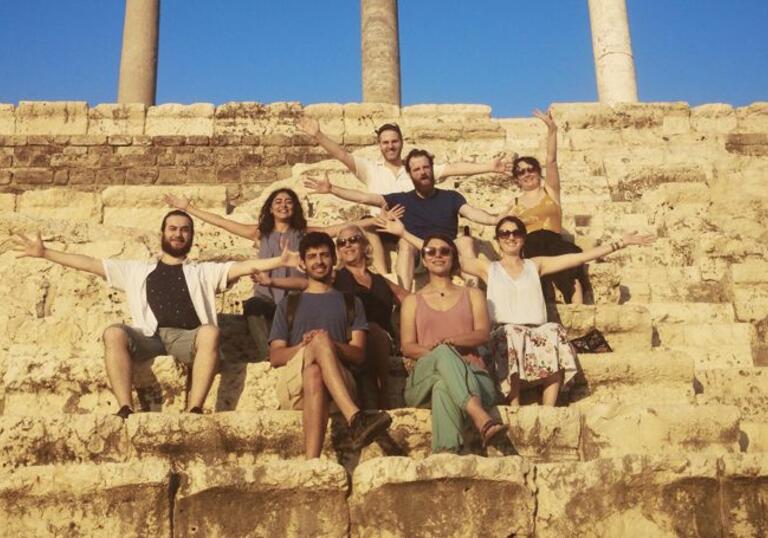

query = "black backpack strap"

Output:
[[286, 292, 302, 336], [343, 292, 356, 341]]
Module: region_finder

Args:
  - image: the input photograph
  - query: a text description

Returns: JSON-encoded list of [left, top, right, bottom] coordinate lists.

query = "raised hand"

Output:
[[279, 236, 300, 267], [374, 215, 405, 237], [303, 175, 332, 194], [533, 108, 557, 132], [12, 232, 46, 258], [492, 153, 515, 175], [296, 116, 320, 138], [621, 231, 656, 247], [163, 193, 190, 210], [380, 203, 405, 221], [250, 271, 273, 286]]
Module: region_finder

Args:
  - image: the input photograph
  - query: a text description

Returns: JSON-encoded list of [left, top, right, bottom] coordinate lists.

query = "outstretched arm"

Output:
[[439, 154, 514, 180], [534, 232, 655, 276], [304, 175, 385, 207], [227, 246, 300, 284], [296, 116, 357, 175], [533, 109, 561, 203], [459, 203, 501, 226], [164, 193, 259, 241], [12, 232, 105, 278]]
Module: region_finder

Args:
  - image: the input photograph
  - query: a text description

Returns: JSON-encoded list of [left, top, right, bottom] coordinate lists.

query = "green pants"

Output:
[[404, 344, 498, 453]]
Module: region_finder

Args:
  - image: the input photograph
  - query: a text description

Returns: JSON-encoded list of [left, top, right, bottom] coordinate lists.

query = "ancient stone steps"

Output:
[[0, 400, 744, 472], [1, 344, 691, 416]]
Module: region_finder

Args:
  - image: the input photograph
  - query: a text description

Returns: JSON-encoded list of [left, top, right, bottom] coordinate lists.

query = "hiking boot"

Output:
[[349, 410, 392, 450], [115, 405, 134, 420]]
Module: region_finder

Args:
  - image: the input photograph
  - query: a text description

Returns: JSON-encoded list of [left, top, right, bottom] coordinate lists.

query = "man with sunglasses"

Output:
[[268, 231, 392, 458], [305, 149, 501, 290]]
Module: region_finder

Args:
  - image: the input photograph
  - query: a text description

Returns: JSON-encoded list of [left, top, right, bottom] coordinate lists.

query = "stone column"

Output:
[[587, 0, 638, 103], [117, 0, 160, 105], [361, 0, 401, 105]]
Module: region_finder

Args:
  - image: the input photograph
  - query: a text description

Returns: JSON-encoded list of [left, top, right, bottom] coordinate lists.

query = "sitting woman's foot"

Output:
[[480, 419, 507, 447]]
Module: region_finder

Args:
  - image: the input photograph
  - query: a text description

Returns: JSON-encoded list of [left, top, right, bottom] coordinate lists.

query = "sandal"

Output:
[[480, 419, 507, 448]]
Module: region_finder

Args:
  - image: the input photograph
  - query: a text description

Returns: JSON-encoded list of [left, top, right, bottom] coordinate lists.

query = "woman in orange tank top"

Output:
[[503, 109, 586, 304]]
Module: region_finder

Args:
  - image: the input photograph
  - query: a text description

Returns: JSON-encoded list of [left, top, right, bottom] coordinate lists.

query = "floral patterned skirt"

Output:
[[490, 322, 578, 396]]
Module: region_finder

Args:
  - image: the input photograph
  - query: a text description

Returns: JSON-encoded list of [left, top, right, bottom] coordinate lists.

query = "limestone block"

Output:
[[0, 103, 14, 133], [641, 182, 711, 206], [0, 192, 15, 211], [741, 421, 768, 453], [350, 455, 535, 537], [695, 367, 768, 419], [535, 454, 722, 537], [656, 323, 754, 354], [691, 103, 737, 133], [556, 304, 651, 351], [15, 101, 88, 135], [720, 454, 768, 537], [145, 103, 214, 136], [0, 459, 171, 537], [343, 102, 400, 145], [732, 286, 768, 322], [87, 103, 146, 135], [303, 102, 344, 138], [174, 459, 349, 537], [731, 260, 768, 284], [570, 350, 695, 407], [0, 415, 128, 468], [210, 361, 280, 411], [362, 406, 581, 463], [648, 302, 735, 325], [17, 188, 102, 221], [735, 101, 768, 133], [612, 165, 707, 201], [214, 102, 272, 136]]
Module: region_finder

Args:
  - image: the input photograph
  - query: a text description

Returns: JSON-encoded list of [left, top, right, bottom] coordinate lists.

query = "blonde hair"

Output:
[[337, 224, 373, 268]]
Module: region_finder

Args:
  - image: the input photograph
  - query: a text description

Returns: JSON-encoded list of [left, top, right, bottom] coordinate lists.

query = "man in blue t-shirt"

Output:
[[305, 149, 500, 290], [268, 232, 391, 458]]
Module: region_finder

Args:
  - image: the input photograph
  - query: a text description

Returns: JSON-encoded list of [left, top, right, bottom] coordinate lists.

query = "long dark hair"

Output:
[[258, 188, 308, 236]]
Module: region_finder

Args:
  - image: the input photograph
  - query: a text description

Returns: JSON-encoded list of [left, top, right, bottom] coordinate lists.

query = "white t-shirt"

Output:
[[353, 156, 447, 195], [102, 258, 234, 336]]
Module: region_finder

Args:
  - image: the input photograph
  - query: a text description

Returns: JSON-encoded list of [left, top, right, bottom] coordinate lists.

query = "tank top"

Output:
[[415, 288, 480, 359], [508, 188, 562, 233], [253, 228, 304, 304], [486, 260, 547, 325]]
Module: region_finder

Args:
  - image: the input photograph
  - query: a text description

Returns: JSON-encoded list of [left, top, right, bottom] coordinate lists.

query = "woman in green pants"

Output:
[[399, 233, 506, 453]]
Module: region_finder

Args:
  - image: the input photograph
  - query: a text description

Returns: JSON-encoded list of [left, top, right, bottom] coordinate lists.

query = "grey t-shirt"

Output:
[[268, 290, 368, 346], [254, 229, 304, 304]]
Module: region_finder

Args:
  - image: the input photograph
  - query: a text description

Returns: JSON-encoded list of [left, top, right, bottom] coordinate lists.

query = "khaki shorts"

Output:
[[276, 347, 357, 411], [113, 324, 200, 365]]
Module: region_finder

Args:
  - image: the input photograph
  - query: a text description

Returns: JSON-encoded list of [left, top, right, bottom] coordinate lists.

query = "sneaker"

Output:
[[188, 406, 204, 414], [115, 405, 134, 420], [349, 410, 392, 450]]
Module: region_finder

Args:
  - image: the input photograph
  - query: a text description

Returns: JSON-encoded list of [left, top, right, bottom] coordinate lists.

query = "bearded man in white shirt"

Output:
[[13, 210, 296, 418]]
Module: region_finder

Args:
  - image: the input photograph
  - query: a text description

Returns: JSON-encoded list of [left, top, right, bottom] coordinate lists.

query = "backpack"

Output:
[[285, 291, 357, 341]]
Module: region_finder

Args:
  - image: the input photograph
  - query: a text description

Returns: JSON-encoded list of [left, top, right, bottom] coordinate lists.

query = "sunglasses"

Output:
[[514, 166, 537, 177], [422, 246, 453, 257], [336, 235, 363, 248], [496, 229, 525, 240]]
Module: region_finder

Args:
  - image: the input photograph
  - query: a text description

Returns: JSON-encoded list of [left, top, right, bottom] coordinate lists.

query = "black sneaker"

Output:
[[188, 406, 204, 414], [115, 405, 134, 419], [349, 410, 392, 450]]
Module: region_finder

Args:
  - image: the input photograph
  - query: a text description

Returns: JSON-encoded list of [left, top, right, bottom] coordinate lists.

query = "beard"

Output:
[[161, 236, 193, 257]]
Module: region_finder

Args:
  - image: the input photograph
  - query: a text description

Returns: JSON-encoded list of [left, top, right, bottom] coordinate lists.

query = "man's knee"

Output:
[[103, 324, 129, 347]]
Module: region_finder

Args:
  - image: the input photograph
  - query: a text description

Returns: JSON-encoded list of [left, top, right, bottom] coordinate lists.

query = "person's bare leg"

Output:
[[455, 235, 479, 287], [571, 279, 584, 305], [366, 232, 388, 275], [188, 325, 220, 410], [302, 363, 330, 458], [305, 334, 359, 423], [103, 325, 134, 408], [368, 323, 392, 409], [396, 239, 416, 291], [465, 396, 505, 442], [541, 370, 564, 406], [507, 374, 521, 406]]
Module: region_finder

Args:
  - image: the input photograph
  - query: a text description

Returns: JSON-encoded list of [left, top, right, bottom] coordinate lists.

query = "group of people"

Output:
[[12, 110, 653, 459]]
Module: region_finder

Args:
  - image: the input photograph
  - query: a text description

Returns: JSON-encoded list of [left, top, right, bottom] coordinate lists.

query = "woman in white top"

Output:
[[377, 214, 654, 406]]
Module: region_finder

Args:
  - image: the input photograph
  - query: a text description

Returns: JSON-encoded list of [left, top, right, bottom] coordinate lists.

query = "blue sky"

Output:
[[1, 1, 765, 117]]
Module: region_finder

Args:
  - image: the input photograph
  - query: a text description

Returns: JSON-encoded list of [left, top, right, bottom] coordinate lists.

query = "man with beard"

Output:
[[297, 117, 513, 272], [269, 232, 391, 458], [12, 210, 298, 418], [305, 149, 500, 290]]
